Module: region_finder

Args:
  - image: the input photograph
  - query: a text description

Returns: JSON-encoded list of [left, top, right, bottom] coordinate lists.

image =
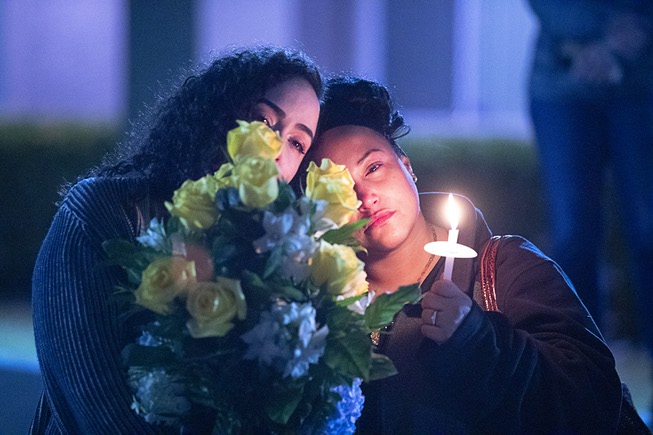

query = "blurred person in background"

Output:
[[30, 46, 322, 433], [527, 1, 653, 418]]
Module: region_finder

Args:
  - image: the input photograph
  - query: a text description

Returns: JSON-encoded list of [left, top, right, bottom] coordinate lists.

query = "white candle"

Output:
[[424, 194, 477, 268], [442, 194, 460, 281]]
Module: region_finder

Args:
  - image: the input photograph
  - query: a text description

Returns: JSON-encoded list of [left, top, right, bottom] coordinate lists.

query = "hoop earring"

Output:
[[412, 174, 418, 183]]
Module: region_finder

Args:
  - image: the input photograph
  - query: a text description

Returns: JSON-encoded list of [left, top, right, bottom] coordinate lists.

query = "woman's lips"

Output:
[[366, 210, 395, 231]]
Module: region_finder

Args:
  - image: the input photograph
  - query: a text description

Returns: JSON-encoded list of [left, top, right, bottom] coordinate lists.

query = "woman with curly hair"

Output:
[[30, 46, 322, 433]]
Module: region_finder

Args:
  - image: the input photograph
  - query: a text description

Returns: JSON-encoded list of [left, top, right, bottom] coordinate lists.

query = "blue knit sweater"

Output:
[[31, 177, 169, 434]]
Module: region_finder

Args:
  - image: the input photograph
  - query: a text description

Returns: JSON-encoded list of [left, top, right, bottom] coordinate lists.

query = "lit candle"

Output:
[[423, 193, 477, 279], [442, 194, 460, 280]]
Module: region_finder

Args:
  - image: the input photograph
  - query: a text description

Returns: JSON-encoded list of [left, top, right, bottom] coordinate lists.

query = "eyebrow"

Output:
[[357, 148, 383, 165], [260, 98, 314, 140]]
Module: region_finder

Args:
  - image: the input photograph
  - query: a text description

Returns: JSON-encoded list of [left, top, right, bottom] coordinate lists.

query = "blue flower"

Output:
[[301, 378, 364, 434], [241, 301, 328, 379], [136, 218, 169, 251], [128, 367, 191, 426], [253, 211, 294, 254], [241, 310, 292, 369], [253, 209, 317, 283]]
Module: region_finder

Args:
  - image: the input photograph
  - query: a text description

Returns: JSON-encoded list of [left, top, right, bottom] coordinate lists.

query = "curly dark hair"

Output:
[[86, 46, 322, 197], [316, 75, 410, 158]]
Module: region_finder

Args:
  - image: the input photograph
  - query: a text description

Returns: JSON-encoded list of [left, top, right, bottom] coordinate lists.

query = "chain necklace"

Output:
[[416, 223, 438, 285], [370, 222, 438, 346]]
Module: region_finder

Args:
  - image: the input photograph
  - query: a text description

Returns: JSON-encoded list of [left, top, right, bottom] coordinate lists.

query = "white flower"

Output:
[[291, 209, 311, 235], [137, 329, 164, 347], [128, 367, 191, 426], [340, 291, 376, 316], [137, 218, 169, 251], [279, 232, 316, 282], [241, 301, 328, 379], [284, 321, 328, 378], [299, 197, 338, 235], [253, 208, 317, 283], [136, 327, 180, 354], [253, 210, 294, 254]]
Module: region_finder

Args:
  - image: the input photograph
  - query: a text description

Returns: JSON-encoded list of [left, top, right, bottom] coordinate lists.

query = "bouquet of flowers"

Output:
[[104, 121, 421, 433]]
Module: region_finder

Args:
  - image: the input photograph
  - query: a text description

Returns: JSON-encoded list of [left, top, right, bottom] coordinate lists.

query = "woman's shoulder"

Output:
[[493, 235, 552, 264], [58, 176, 151, 236], [62, 176, 148, 211]]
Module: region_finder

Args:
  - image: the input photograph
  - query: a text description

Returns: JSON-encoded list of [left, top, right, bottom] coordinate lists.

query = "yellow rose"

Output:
[[165, 176, 220, 231], [310, 240, 369, 299], [186, 278, 247, 338], [227, 120, 283, 161], [211, 162, 235, 190], [305, 159, 362, 227], [135, 256, 197, 315], [232, 156, 279, 209]]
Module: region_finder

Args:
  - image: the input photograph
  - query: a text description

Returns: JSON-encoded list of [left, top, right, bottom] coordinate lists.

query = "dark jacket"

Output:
[[357, 193, 623, 434]]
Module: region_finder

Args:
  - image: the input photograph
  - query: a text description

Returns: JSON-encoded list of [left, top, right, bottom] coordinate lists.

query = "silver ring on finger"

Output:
[[430, 310, 438, 326]]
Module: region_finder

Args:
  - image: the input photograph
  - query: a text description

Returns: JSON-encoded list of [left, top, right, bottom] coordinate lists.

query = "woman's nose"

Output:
[[355, 185, 378, 211]]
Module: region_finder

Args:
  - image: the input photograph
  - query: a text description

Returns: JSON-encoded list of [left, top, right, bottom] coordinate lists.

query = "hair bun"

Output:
[[319, 76, 409, 140]]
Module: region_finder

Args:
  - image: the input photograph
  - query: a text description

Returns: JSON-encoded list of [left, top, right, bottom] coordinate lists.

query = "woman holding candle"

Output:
[[302, 76, 633, 433]]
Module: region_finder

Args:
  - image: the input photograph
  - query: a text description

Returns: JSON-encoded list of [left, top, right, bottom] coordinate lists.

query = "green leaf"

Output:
[[272, 284, 306, 302], [364, 284, 421, 330], [144, 315, 187, 341], [240, 270, 273, 310], [212, 236, 262, 277], [165, 216, 183, 235], [121, 343, 176, 367], [272, 183, 296, 212], [219, 208, 264, 241], [323, 329, 371, 381], [265, 383, 305, 425], [102, 238, 139, 266], [263, 246, 283, 279], [334, 292, 367, 307], [103, 238, 156, 285], [327, 305, 365, 336], [320, 219, 369, 245], [368, 353, 398, 381]]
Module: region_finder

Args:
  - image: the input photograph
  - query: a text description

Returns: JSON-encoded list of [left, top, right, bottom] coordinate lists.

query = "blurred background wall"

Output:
[[0, 0, 537, 300], [1, 1, 648, 432], [0, 0, 536, 131]]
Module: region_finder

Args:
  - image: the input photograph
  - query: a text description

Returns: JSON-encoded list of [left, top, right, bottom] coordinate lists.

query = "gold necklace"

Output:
[[370, 222, 437, 346], [416, 223, 438, 285]]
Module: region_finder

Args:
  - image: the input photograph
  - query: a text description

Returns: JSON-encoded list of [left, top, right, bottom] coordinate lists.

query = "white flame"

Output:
[[446, 193, 460, 230]]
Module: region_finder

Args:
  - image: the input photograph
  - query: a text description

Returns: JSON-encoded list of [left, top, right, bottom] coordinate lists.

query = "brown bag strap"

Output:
[[479, 235, 503, 312]]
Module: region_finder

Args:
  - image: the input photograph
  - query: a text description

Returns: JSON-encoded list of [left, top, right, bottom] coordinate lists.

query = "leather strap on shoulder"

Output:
[[479, 235, 503, 312]]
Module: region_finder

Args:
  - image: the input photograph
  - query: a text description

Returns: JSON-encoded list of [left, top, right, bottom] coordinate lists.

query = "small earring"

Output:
[[412, 174, 418, 183]]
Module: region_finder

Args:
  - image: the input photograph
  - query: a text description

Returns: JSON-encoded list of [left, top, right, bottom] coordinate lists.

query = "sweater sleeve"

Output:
[[32, 180, 160, 433], [423, 236, 622, 434]]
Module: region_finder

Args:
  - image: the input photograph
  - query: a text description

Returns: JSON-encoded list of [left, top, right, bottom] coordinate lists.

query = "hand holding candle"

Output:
[[424, 194, 477, 280]]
